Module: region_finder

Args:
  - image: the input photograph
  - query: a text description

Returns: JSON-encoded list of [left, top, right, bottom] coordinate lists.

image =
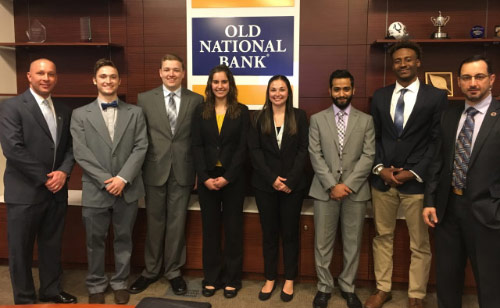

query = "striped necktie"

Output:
[[337, 110, 346, 156], [452, 107, 479, 189], [166, 92, 177, 134]]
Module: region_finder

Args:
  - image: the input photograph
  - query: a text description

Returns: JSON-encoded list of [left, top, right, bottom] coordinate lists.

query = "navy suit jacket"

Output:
[[425, 99, 500, 229], [0, 89, 74, 204], [248, 108, 309, 192], [191, 103, 250, 184], [370, 83, 447, 194]]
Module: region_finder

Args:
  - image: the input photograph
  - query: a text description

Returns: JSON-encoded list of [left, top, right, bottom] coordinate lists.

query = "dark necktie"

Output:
[[101, 101, 118, 110], [394, 88, 408, 136], [452, 107, 480, 189]]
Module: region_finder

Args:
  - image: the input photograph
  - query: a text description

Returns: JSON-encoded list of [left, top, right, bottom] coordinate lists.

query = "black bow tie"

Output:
[[101, 101, 118, 110]]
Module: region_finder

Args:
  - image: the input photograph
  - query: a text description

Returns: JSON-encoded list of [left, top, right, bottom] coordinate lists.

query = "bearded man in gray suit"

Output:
[[129, 54, 203, 295], [71, 59, 148, 305], [309, 70, 375, 308]]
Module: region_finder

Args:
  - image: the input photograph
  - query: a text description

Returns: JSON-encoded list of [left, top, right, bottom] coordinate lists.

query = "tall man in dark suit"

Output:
[[365, 41, 447, 308], [71, 59, 148, 305], [423, 55, 500, 308], [0, 58, 76, 304], [129, 54, 203, 295], [309, 70, 375, 308]]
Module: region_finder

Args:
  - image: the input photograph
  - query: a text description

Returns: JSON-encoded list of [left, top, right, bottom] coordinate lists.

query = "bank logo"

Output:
[[192, 17, 294, 76]]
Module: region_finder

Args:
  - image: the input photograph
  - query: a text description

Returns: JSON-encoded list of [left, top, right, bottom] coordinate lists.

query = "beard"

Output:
[[331, 95, 352, 110]]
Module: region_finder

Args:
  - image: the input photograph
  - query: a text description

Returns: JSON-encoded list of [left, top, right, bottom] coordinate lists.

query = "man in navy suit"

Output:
[[0, 58, 76, 304], [365, 41, 447, 308], [424, 55, 500, 308]]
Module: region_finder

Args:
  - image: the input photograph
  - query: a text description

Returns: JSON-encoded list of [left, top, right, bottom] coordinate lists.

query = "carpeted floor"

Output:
[[0, 265, 479, 307]]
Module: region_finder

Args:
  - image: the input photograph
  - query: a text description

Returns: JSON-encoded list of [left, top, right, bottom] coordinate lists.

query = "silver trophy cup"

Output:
[[430, 11, 450, 39]]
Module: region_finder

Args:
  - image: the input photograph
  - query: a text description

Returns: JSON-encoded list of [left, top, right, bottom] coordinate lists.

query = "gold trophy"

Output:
[[430, 11, 450, 39]]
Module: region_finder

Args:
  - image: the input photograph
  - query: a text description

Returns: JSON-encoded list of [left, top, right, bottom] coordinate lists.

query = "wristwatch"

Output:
[[373, 165, 384, 175]]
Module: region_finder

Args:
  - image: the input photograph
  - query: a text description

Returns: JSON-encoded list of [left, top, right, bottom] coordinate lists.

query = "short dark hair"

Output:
[[329, 69, 355, 88], [94, 58, 117, 76], [458, 55, 493, 76], [160, 53, 185, 70], [388, 40, 423, 60]]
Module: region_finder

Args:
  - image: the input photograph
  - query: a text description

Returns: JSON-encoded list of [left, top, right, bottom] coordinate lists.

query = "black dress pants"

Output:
[[254, 188, 304, 280], [435, 192, 500, 308], [197, 167, 244, 289]]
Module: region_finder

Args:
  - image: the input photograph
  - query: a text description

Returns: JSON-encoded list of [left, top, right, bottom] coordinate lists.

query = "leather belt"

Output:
[[451, 186, 463, 196]]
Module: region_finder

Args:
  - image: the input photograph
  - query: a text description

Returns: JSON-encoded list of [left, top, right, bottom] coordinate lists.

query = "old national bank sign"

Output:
[[187, 0, 300, 109]]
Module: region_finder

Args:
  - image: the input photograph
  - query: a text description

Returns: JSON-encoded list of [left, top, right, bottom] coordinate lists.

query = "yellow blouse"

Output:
[[215, 113, 225, 167]]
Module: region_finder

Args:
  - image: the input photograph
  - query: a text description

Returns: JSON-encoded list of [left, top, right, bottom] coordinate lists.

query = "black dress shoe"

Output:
[[39, 291, 77, 304], [129, 275, 158, 294], [340, 290, 362, 308], [223, 287, 238, 299], [313, 291, 331, 308], [169, 276, 187, 295], [280, 289, 294, 302], [258, 282, 277, 301]]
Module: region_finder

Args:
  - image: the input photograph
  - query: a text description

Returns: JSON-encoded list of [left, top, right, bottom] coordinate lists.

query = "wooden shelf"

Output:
[[373, 38, 500, 45], [0, 42, 122, 47]]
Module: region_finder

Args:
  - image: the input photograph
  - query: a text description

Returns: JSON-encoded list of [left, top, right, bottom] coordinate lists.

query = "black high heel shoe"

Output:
[[258, 282, 277, 301]]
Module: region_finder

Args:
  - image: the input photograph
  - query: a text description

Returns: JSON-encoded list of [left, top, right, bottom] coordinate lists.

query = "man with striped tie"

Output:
[[424, 55, 500, 308]]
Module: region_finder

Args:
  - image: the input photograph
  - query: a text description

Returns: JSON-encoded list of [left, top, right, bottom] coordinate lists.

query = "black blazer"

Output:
[[191, 103, 250, 183], [0, 90, 74, 204], [248, 108, 309, 192], [425, 99, 500, 229], [370, 83, 447, 194]]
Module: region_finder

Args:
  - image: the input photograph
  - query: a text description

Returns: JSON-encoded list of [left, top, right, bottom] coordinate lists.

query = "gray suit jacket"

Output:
[[138, 86, 203, 186], [309, 106, 375, 202], [70, 99, 148, 207]]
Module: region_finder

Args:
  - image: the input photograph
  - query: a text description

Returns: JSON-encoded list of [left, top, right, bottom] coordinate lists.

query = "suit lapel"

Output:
[[86, 100, 113, 149], [344, 107, 359, 145], [112, 100, 132, 153], [175, 88, 193, 135], [23, 91, 53, 142], [324, 107, 340, 151], [381, 85, 398, 137], [53, 102, 64, 146], [402, 85, 426, 136], [469, 99, 500, 167], [153, 87, 173, 136]]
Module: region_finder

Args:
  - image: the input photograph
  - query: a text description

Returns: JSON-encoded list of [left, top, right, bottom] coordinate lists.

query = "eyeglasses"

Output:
[[459, 74, 490, 82]]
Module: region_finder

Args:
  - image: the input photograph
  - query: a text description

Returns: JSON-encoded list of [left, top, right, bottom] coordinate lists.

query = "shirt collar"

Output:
[[395, 78, 420, 94], [465, 94, 492, 115], [29, 88, 52, 106], [332, 103, 351, 117], [162, 85, 182, 98]]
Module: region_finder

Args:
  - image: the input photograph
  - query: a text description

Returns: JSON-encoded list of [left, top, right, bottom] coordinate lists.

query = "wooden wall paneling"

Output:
[[298, 215, 315, 277], [347, 44, 368, 99], [300, 0, 349, 46], [109, 0, 127, 45], [365, 44, 386, 95], [347, 0, 369, 45], [68, 164, 84, 191], [61, 206, 87, 264], [126, 47, 146, 104], [125, 0, 145, 47], [241, 213, 267, 274], [366, 0, 389, 43], [487, 1, 500, 39], [299, 46, 348, 99], [351, 97, 371, 116], [299, 97, 333, 118], [184, 210, 203, 269], [143, 0, 187, 47]]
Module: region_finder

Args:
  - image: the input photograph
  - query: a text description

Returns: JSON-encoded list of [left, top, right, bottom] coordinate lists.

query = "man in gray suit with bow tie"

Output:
[[309, 70, 375, 308], [129, 54, 203, 295], [71, 59, 148, 305]]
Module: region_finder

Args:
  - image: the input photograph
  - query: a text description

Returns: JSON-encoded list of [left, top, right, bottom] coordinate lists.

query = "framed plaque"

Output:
[[425, 72, 453, 96]]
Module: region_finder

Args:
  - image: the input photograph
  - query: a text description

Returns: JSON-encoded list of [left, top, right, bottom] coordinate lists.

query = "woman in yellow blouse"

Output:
[[191, 64, 249, 299]]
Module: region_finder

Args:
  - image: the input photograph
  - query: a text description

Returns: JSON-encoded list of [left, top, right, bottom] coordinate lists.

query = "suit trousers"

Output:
[[314, 197, 366, 293], [82, 198, 138, 293], [197, 167, 244, 288], [254, 188, 304, 280], [435, 192, 500, 308], [142, 167, 192, 280], [371, 187, 431, 298], [6, 197, 66, 304]]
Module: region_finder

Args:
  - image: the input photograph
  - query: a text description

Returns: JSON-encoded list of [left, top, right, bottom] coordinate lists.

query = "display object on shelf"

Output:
[[430, 11, 450, 39], [25, 19, 46, 43], [425, 72, 453, 97], [80, 17, 92, 42], [387, 21, 409, 40], [495, 25, 500, 38], [470, 25, 485, 39]]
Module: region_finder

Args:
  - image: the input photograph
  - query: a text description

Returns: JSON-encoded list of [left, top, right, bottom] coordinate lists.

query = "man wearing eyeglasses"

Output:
[[424, 55, 500, 308]]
